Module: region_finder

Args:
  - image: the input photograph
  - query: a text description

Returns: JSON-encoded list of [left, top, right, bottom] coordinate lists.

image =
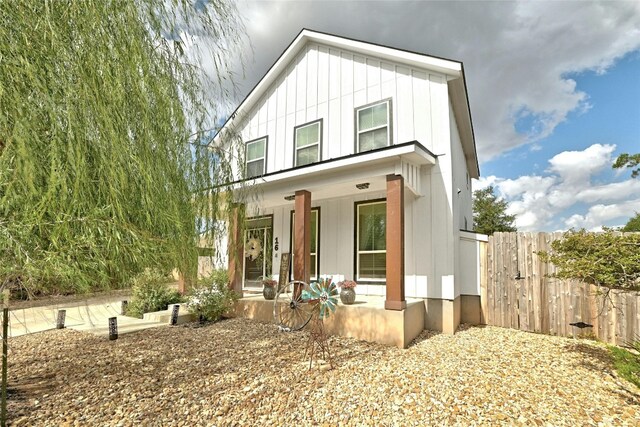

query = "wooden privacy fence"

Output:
[[480, 232, 640, 346]]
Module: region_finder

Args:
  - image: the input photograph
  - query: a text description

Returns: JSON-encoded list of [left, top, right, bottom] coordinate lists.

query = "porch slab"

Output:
[[231, 294, 425, 349]]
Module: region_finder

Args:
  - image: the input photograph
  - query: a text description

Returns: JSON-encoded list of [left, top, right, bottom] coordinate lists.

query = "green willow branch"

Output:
[[0, 0, 248, 296]]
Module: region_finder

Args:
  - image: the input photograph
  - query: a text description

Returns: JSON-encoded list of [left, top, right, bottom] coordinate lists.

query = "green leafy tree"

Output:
[[473, 185, 517, 235], [623, 212, 640, 232], [0, 1, 246, 296], [538, 229, 640, 291], [613, 153, 640, 178]]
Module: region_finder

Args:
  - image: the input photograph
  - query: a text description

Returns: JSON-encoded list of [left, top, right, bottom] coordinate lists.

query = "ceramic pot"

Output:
[[340, 288, 356, 305], [263, 285, 276, 300]]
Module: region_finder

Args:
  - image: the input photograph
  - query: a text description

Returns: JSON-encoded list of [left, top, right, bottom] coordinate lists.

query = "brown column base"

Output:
[[384, 300, 407, 311]]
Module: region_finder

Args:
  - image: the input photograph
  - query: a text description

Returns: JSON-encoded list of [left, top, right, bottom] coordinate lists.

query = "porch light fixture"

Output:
[[284, 195, 295, 201], [356, 183, 370, 190]]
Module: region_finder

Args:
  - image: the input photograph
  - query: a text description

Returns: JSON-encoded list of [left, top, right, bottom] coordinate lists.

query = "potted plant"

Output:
[[338, 280, 357, 305], [262, 276, 277, 300]]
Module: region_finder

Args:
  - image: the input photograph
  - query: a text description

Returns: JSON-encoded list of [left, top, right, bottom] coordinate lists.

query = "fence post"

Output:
[[2, 289, 9, 427]]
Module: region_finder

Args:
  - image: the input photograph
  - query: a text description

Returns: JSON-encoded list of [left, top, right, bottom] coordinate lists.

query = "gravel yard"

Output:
[[8, 318, 640, 426]]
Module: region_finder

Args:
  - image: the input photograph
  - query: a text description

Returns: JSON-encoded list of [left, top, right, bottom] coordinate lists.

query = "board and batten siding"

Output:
[[236, 42, 450, 175]]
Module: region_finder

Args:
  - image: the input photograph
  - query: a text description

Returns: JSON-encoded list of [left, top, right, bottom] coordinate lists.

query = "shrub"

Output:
[[186, 269, 238, 322], [610, 340, 640, 389], [537, 229, 640, 291], [126, 269, 183, 318]]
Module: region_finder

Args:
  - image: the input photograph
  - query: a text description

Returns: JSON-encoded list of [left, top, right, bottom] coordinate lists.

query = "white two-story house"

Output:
[[215, 29, 483, 335]]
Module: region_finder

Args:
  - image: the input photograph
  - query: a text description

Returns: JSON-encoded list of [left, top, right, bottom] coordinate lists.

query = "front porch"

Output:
[[230, 293, 426, 348]]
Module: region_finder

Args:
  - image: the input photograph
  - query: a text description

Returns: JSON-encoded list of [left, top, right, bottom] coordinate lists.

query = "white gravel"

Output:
[[7, 318, 640, 426]]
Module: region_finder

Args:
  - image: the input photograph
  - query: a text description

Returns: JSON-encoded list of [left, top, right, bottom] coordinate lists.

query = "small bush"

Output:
[[537, 229, 640, 291], [126, 269, 183, 318], [186, 269, 238, 322], [610, 342, 640, 389]]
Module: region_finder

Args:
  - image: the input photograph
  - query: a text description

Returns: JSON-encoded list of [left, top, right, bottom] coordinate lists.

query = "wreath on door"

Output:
[[245, 236, 262, 261]]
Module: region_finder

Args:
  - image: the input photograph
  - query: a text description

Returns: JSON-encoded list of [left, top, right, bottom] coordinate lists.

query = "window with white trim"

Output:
[[294, 120, 321, 166], [290, 208, 320, 281], [356, 201, 386, 281], [356, 100, 390, 153], [245, 137, 266, 178]]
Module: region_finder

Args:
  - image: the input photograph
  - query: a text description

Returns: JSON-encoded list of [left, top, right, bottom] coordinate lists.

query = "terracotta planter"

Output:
[[340, 288, 356, 305], [263, 285, 276, 300]]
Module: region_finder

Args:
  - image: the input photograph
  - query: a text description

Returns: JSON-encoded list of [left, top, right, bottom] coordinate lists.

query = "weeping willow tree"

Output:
[[0, 1, 246, 296]]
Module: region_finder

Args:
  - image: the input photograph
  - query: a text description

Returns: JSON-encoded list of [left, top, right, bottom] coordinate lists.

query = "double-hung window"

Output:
[[294, 120, 321, 166], [245, 137, 267, 178], [356, 201, 386, 281], [356, 100, 391, 153]]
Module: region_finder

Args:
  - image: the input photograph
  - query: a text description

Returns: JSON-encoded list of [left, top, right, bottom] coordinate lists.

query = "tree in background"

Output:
[[623, 213, 640, 232], [613, 153, 640, 178], [473, 185, 517, 235], [0, 1, 246, 296]]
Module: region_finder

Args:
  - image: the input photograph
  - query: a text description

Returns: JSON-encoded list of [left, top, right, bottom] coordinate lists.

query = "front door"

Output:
[[243, 216, 273, 290]]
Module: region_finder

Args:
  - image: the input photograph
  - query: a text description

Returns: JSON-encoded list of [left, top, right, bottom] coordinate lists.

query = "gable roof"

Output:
[[217, 28, 479, 178]]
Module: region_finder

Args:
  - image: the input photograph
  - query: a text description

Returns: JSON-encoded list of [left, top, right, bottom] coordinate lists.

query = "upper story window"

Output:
[[245, 137, 267, 178], [356, 99, 391, 153], [294, 120, 322, 166]]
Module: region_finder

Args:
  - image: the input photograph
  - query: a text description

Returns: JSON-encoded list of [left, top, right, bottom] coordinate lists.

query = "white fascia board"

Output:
[[231, 143, 435, 190]]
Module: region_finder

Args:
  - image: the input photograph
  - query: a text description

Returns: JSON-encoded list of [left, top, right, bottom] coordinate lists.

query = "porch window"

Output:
[[245, 137, 267, 178], [356, 200, 386, 281], [290, 208, 320, 281], [294, 120, 321, 166], [356, 100, 391, 153]]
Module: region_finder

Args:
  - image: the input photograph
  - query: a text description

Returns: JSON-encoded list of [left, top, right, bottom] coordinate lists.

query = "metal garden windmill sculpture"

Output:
[[301, 278, 339, 370]]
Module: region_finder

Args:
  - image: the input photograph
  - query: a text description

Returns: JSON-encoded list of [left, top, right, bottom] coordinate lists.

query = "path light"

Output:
[[170, 305, 180, 326], [121, 300, 128, 315], [108, 317, 118, 340], [56, 310, 66, 329]]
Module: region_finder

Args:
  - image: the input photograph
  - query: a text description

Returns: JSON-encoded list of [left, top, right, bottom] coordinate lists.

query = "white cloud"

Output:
[[489, 143, 640, 231], [235, 1, 640, 161], [547, 143, 616, 185], [565, 198, 640, 230]]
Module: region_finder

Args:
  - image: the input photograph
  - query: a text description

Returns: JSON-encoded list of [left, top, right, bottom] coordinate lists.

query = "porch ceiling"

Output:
[[237, 141, 435, 208]]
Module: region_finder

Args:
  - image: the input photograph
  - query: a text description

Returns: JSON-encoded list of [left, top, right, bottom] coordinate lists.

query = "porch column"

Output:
[[294, 190, 311, 285], [227, 203, 244, 295], [385, 174, 406, 310]]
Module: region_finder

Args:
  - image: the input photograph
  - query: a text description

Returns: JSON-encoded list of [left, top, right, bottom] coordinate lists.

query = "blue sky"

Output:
[[479, 50, 640, 230], [201, 1, 640, 231], [488, 51, 640, 179]]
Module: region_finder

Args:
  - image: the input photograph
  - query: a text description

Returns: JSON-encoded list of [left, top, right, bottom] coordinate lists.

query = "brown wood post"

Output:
[[294, 190, 311, 289], [385, 174, 406, 311], [227, 203, 244, 295]]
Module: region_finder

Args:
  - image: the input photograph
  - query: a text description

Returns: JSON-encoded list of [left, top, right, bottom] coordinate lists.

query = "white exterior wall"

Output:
[[449, 102, 474, 299], [459, 231, 488, 296], [229, 40, 470, 303], [449, 104, 473, 231], [234, 43, 449, 177]]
